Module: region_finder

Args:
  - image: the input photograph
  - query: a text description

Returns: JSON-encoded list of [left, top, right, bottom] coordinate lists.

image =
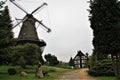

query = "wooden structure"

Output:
[[17, 17, 46, 48], [73, 50, 88, 68]]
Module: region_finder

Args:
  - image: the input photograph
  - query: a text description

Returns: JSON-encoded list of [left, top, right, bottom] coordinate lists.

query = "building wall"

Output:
[[74, 55, 88, 68]]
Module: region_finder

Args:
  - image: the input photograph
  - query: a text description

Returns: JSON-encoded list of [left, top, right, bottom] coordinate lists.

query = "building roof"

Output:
[[73, 50, 88, 60], [76, 50, 85, 56]]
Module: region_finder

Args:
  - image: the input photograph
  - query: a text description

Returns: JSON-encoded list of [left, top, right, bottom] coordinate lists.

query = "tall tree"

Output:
[[89, 0, 120, 79], [0, 6, 13, 65]]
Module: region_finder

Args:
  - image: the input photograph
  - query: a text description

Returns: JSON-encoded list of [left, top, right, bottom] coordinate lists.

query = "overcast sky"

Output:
[[6, 0, 93, 62]]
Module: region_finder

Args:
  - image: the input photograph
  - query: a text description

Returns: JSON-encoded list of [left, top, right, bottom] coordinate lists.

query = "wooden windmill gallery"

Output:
[[10, 0, 51, 61]]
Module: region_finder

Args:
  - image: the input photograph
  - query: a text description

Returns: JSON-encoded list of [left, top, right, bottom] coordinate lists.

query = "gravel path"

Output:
[[57, 68, 95, 80], [79, 68, 95, 80]]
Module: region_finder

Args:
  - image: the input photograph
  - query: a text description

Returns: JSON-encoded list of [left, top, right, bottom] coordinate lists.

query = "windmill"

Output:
[[10, 0, 51, 49]]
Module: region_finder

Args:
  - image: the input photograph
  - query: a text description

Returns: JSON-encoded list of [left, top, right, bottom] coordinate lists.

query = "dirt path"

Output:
[[57, 68, 95, 80], [79, 68, 95, 80]]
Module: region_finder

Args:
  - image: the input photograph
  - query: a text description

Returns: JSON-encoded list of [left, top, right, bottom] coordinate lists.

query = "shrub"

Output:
[[17, 56, 26, 68], [88, 59, 115, 76], [8, 68, 17, 75], [11, 43, 43, 67]]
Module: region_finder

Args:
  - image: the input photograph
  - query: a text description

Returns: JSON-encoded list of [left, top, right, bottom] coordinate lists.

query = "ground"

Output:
[[57, 68, 95, 80], [79, 68, 95, 80]]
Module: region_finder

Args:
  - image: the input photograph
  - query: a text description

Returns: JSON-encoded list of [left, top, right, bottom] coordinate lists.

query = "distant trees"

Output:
[[89, 0, 120, 79], [68, 57, 74, 67], [44, 54, 59, 66], [0, 6, 14, 65]]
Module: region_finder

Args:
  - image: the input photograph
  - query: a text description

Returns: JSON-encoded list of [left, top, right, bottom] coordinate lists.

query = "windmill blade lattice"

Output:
[[34, 17, 51, 33], [10, 0, 28, 14], [31, 2, 48, 15]]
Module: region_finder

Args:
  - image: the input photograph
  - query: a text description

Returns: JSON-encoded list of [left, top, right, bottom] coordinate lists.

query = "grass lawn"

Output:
[[0, 65, 72, 80], [95, 76, 116, 80]]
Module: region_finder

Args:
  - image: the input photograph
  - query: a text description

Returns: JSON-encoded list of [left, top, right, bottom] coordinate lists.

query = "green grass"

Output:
[[95, 76, 116, 80], [0, 65, 117, 80], [0, 65, 71, 80]]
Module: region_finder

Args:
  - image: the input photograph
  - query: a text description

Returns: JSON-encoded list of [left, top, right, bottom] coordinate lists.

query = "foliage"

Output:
[[18, 56, 26, 68], [95, 76, 115, 80], [44, 54, 59, 66], [88, 59, 115, 76], [8, 68, 17, 75], [89, 50, 108, 68], [0, 6, 13, 49], [89, 53, 96, 67], [0, 6, 14, 65], [0, 48, 12, 65], [89, 0, 120, 54], [11, 43, 42, 68], [89, 0, 120, 79], [68, 57, 74, 66]]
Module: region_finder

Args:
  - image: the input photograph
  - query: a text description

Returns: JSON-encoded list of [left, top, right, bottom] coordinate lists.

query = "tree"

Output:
[[44, 54, 59, 66], [11, 43, 42, 68], [0, 6, 13, 48], [0, 6, 14, 65], [89, 0, 120, 79], [68, 57, 74, 66]]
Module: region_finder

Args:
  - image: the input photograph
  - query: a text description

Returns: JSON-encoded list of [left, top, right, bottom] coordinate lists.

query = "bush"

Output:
[[88, 59, 115, 76], [18, 56, 26, 68], [8, 68, 17, 75], [11, 43, 43, 67]]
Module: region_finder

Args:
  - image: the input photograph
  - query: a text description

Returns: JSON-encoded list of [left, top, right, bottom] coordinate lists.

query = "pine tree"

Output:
[[69, 57, 74, 67], [89, 0, 120, 79], [0, 6, 13, 48], [0, 6, 13, 65]]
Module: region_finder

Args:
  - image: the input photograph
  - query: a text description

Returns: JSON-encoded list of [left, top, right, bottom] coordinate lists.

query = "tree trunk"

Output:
[[111, 53, 120, 80]]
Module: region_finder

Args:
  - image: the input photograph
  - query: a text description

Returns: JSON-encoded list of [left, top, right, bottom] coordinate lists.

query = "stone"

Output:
[[20, 71, 27, 76]]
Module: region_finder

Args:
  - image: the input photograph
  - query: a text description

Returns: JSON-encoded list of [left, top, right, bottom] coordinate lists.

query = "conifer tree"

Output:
[[89, 0, 120, 79], [0, 6, 13, 65], [69, 57, 74, 67]]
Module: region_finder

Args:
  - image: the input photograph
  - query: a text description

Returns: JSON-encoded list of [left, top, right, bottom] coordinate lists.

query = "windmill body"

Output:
[[19, 18, 39, 41], [18, 18, 46, 47]]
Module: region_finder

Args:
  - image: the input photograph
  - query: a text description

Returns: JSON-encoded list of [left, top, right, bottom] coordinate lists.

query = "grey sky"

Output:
[[6, 0, 93, 62]]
